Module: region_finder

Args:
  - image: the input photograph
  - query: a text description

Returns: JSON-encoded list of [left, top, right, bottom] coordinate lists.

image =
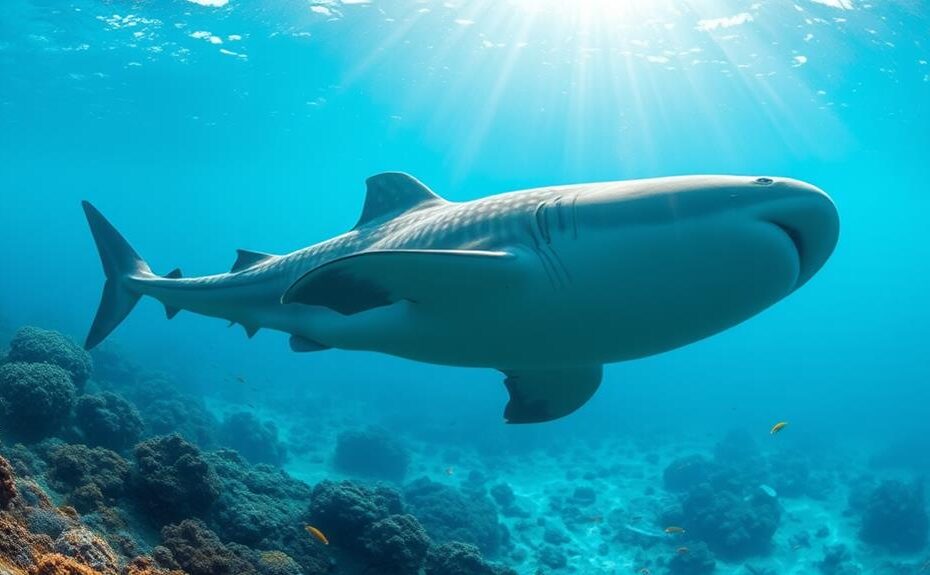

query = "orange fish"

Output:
[[676, 546, 689, 555], [664, 526, 686, 535], [305, 525, 329, 545], [770, 421, 788, 435]]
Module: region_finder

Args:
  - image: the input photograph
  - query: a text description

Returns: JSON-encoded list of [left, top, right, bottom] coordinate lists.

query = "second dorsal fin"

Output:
[[230, 249, 273, 273], [353, 172, 446, 230]]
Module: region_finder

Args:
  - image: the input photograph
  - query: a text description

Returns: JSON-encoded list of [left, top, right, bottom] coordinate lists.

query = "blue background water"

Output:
[[1, 0, 929, 567]]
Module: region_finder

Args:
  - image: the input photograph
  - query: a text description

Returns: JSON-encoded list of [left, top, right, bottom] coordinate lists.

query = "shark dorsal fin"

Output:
[[231, 249, 273, 273], [353, 172, 445, 230]]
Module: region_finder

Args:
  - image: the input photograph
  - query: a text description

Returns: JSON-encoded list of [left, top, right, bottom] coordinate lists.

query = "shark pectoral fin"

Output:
[[281, 249, 521, 315], [501, 365, 603, 424], [289, 335, 331, 353]]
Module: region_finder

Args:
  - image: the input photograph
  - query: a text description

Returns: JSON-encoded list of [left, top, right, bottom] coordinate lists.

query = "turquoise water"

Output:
[[1, 1, 930, 574]]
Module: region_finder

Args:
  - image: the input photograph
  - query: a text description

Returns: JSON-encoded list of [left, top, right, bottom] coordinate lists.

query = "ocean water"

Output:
[[1, 1, 930, 574]]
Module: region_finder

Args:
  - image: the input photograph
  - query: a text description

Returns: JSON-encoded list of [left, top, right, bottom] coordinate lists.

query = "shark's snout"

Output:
[[750, 178, 840, 290]]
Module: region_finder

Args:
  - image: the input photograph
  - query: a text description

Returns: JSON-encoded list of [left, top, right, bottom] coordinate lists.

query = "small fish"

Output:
[[586, 515, 603, 524], [235, 375, 246, 384], [305, 525, 329, 545], [664, 526, 686, 535], [676, 546, 689, 555], [639, 569, 651, 575], [770, 421, 788, 435], [444, 467, 455, 476], [758, 484, 778, 498]]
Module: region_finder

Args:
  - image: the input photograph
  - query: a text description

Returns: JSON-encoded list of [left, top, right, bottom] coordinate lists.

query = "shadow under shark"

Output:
[[82, 173, 839, 423]]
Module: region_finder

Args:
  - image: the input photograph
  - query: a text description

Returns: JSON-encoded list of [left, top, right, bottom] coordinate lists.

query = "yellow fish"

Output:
[[770, 421, 789, 435], [305, 525, 329, 545]]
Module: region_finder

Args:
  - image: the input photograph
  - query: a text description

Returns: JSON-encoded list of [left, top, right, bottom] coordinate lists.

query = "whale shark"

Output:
[[82, 173, 839, 423]]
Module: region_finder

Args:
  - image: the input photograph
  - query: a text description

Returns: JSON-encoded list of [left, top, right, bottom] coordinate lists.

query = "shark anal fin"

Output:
[[501, 365, 603, 424], [164, 306, 180, 319], [280, 249, 521, 315], [231, 249, 274, 273], [243, 325, 259, 338], [163, 268, 182, 279], [353, 173, 446, 229], [289, 335, 330, 353]]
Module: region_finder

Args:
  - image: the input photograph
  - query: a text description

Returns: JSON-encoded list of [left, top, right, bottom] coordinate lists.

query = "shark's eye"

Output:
[[753, 177, 774, 186]]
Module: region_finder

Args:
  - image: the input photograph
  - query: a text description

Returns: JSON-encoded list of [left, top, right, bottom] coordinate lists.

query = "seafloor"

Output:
[[0, 324, 927, 575]]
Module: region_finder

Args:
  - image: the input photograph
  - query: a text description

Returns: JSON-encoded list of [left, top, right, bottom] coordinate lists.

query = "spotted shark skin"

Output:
[[82, 172, 839, 423]]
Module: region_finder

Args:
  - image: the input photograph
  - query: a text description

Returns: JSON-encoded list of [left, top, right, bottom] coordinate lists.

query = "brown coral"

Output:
[[29, 553, 98, 575], [124, 556, 185, 575], [0, 456, 16, 510], [0, 456, 17, 510], [0, 513, 53, 569], [53, 528, 119, 575]]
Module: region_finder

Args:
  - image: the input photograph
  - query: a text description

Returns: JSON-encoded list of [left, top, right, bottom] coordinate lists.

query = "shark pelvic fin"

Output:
[[230, 249, 274, 273], [243, 325, 259, 338], [501, 365, 603, 424], [353, 172, 446, 230], [280, 248, 521, 315]]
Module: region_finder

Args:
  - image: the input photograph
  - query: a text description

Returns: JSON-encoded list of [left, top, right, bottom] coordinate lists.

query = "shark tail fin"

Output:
[[82, 201, 152, 350]]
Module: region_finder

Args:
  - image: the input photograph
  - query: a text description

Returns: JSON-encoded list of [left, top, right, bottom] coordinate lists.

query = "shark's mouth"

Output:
[[766, 220, 805, 289]]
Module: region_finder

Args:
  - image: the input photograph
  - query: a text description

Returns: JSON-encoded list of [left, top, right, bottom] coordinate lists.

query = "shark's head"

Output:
[[562, 175, 839, 357]]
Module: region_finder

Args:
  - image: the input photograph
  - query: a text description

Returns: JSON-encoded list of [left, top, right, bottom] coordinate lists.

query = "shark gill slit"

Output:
[[530, 202, 569, 289]]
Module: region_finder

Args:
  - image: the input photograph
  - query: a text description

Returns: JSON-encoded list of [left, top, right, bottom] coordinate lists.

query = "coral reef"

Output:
[[818, 543, 861, 575], [857, 479, 928, 552], [0, 362, 76, 440], [30, 553, 99, 575], [0, 455, 16, 509], [489, 484, 529, 519], [681, 483, 780, 559], [206, 449, 310, 546], [44, 444, 130, 513], [403, 477, 504, 555], [53, 528, 119, 575], [25, 508, 78, 539], [537, 545, 567, 570], [124, 555, 185, 575], [5, 327, 92, 389], [247, 550, 303, 575], [218, 412, 287, 467], [663, 455, 715, 493], [667, 542, 716, 575], [333, 428, 410, 481], [138, 389, 218, 449], [74, 393, 145, 453], [158, 519, 257, 575], [423, 542, 516, 575], [309, 479, 402, 550], [132, 434, 220, 524], [360, 513, 431, 574]]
